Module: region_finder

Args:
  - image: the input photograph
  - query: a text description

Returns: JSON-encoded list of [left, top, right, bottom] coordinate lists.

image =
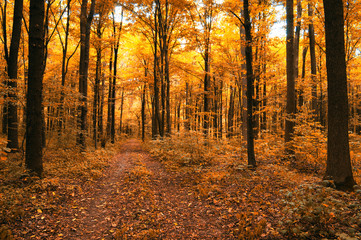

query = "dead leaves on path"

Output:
[[2, 139, 361, 239]]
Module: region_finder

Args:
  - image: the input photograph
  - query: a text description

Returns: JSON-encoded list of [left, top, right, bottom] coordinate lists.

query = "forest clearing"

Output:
[[1, 0, 361, 239]]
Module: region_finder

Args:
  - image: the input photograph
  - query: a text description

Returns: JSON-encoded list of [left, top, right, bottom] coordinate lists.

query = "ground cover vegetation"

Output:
[[1, 0, 361, 238]]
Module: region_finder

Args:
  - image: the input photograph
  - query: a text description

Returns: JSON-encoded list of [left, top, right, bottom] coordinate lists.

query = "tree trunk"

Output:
[[240, 24, 247, 141], [244, 0, 256, 167], [219, 79, 223, 139], [119, 88, 124, 134], [285, 0, 296, 149], [203, 44, 210, 136], [77, 0, 95, 149], [26, 0, 45, 176], [106, 48, 113, 145], [111, 46, 118, 144], [185, 82, 190, 131], [2, 0, 23, 151], [323, 0, 356, 189], [93, 20, 102, 148], [298, 46, 308, 108], [100, 72, 105, 148], [294, 0, 301, 80], [309, 3, 317, 115], [141, 79, 146, 141], [227, 86, 235, 138], [152, 3, 161, 139], [58, 0, 72, 135]]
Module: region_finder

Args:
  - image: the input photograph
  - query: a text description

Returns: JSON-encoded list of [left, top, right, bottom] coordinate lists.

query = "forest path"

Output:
[[50, 139, 224, 239]]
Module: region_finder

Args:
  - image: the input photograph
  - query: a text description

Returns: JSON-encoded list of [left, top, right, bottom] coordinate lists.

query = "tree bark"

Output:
[[26, 0, 45, 176], [294, 0, 301, 80], [285, 0, 296, 150], [309, 3, 317, 115], [77, 0, 95, 149], [119, 88, 124, 134], [323, 0, 356, 189], [3, 0, 23, 151], [58, 0, 72, 135], [227, 86, 235, 138], [152, 2, 161, 139], [298, 46, 308, 108], [93, 18, 102, 148], [243, 0, 256, 167]]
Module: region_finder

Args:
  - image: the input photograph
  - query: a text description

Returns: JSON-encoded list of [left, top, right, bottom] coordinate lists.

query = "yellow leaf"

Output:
[[37, 209, 42, 214]]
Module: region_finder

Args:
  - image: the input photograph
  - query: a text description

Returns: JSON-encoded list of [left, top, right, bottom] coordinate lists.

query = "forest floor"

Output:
[[1, 138, 361, 239]]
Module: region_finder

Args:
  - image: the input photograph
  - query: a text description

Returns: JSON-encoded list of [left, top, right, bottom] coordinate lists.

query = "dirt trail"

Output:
[[17, 139, 225, 239]]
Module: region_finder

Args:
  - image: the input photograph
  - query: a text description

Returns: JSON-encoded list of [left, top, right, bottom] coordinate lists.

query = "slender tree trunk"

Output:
[[93, 22, 102, 148], [119, 88, 124, 134], [100, 72, 105, 148], [152, 2, 160, 139], [4, 0, 23, 151], [262, 63, 267, 130], [141, 75, 146, 141], [219, 79, 223, 139], [244, 0, 256, 167], [227, 86, 235, 138], [203, 44, 210, 136], [107, 48, 113, 144], [213, 76, 218, 138], [324, 0, 356, 189], [58, 0, 71, 135], [285, 0, 296, 149], [165, 46, 171, 136], [77, 0, 95, 149], [294, 0, 301, 80], [26, 0, 45, 176], [309, 3, 317, 115], [240, 25, 247, 141], [111, 46, 118, 144], [185, 82, 190, 131], [299, 46, 308, 108]]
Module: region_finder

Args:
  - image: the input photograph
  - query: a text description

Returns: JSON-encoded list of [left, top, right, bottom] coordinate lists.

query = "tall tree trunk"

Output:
[[93, 20, 102, 148], [185, 82, 190, 131], [58, 0, 72, 135], [107, 47, 113, 145], [219, 79, 223, 139], [111, 46, 118, 144], [299, 46, 308, 108], [294, 0, 301, 80], [240, 25, 247, 141], [152, 2, 160, 139], [243, 0, 256, 167], [213, 76, 218, 138], [227, 86, 235, 138], [26, 0, 45, 176], [4, 0, 23, 151], [119, 88, 124, 134], [309, 3, 317, 115], [285, 0, 296, 149], [165, 44, 171, 136], [323, 0, 356, 189], [261, 62, 267, 130], [100, 72, 105, 148], [203, 44, 210, 136], [77, 0, 95, 149], [141, 64, 147, 141]]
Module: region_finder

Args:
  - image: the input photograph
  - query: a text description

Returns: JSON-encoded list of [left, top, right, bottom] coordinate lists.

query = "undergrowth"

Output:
[[0, 141, 119, 238], [147, 132, 361, 239]]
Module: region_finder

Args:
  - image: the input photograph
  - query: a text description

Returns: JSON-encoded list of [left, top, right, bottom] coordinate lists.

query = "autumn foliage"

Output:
[[1, 0, 361, 239]]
